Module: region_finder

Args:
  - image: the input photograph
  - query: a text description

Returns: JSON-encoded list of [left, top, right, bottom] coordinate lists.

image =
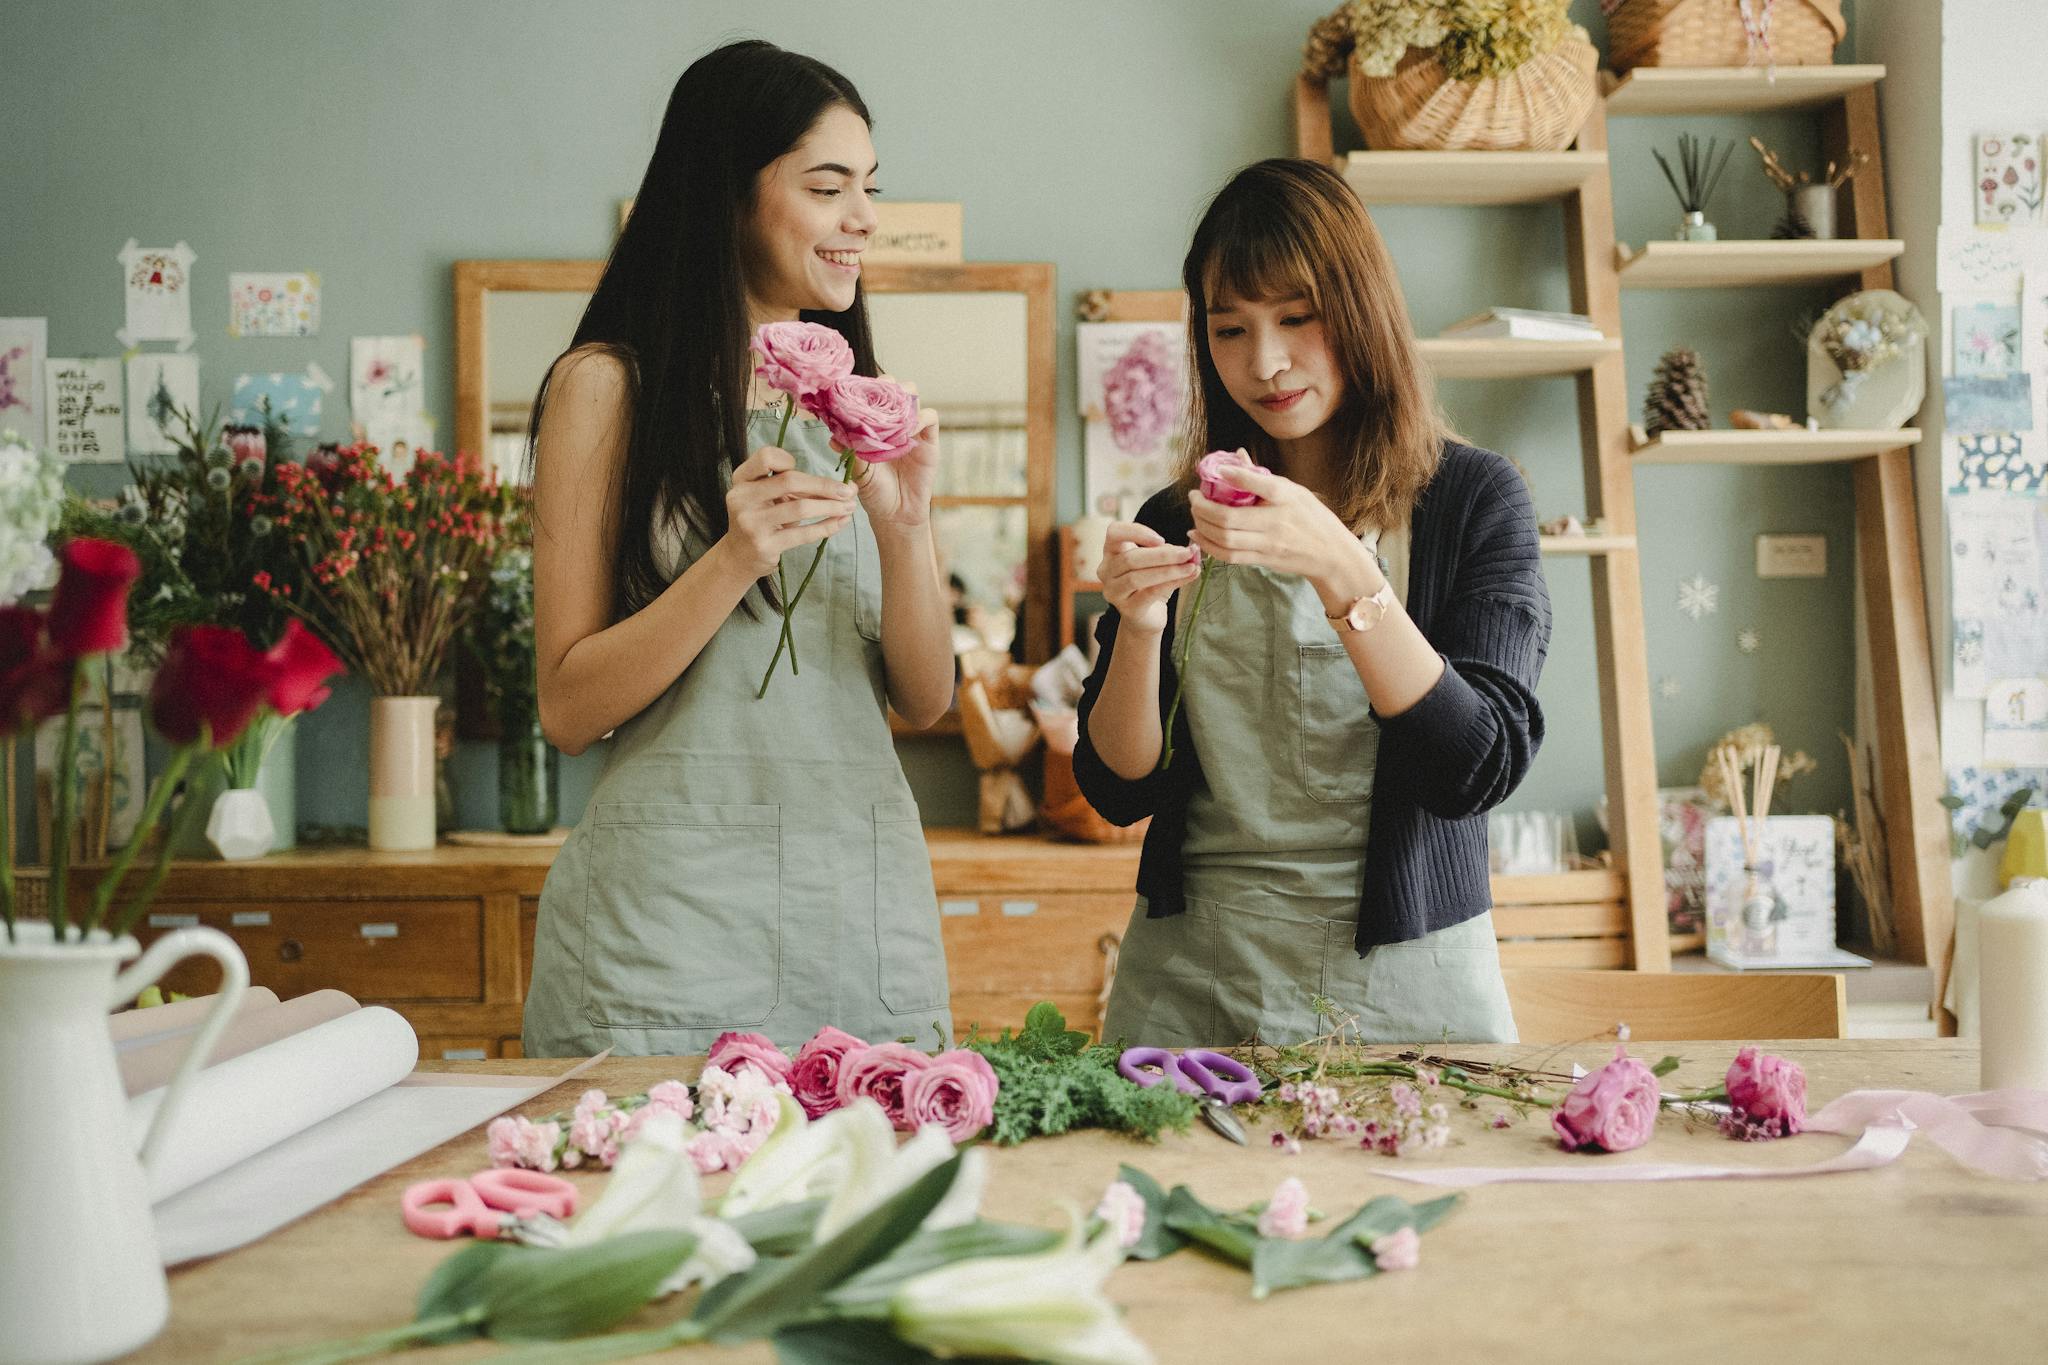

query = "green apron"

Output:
[[1100, 527, 1517, 1048], [523, 409, 952, 1057]]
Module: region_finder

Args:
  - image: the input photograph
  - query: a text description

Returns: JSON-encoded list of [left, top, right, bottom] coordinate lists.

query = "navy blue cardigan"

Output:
[[1072, 440, 1551, 955]]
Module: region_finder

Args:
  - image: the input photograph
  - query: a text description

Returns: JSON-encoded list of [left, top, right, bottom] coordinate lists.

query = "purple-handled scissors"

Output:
[[1118, 1047, 1262, 1144]]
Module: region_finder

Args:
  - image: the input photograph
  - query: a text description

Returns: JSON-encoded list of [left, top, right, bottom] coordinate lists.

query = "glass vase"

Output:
[[497, 709, 557, 836]]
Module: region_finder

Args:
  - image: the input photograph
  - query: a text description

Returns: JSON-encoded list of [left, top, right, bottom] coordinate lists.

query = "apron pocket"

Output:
[[873, 799, 949, 1013], [1358, 915, 1517, 1044], [580, 802, 781, 1029], [1102, 897, 1218, 1047], [1296, 643, 1376, 804]]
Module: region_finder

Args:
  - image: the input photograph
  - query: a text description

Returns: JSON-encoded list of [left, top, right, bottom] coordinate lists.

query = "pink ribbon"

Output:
[[1358, 1089, 2048, 1188]]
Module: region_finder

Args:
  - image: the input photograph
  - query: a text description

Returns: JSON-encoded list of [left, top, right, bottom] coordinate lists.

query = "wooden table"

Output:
[[145, 1041, 2044, 1363]]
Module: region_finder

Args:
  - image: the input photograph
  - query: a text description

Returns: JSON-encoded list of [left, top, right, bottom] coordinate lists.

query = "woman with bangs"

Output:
[[1077, 157, 1548, 1047]]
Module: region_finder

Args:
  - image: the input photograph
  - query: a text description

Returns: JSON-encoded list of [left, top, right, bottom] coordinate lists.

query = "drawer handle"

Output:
[[1000, 901, 1038, 917], [940, 899, 980, 917], [148, 913, 200, 929], [358, 923, 400, 940], [278, 939, 303, 963], [231, 911, 271, 927], [440, 1048, 488, 1061]]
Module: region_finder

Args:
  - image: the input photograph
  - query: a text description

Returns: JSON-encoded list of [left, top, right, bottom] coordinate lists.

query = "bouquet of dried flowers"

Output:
[[1806, 291, 1926, 412], [1698, 722, 1815, 811], [1308, 0, 1585, 81]]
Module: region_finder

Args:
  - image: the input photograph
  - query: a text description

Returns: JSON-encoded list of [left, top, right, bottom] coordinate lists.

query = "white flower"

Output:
[[890, 1209, 1154, 1365], [0, 431, 64, 607], [561, 1109, 756, 1295]]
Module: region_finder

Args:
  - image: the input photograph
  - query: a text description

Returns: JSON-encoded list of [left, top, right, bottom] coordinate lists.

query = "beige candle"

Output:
[[1980, 880, 2048, 1090]]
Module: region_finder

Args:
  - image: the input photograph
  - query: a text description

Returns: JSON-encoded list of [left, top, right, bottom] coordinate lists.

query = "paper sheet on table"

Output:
[[129, 1001, 602, 1265], [119, 989, 357, 1096], [110, 987, 280, 1047]]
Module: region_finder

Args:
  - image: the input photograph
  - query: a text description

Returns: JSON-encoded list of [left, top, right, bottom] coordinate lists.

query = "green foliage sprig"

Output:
[[963, 1003, 1198, 1145]]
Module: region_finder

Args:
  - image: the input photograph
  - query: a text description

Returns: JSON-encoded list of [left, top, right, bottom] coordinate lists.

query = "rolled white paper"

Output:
[[1979, 880, 2048, 1091], [128, 1005, 419, 1204]]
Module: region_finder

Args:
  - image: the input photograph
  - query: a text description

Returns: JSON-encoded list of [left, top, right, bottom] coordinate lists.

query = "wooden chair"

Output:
[[1503, 968, 1847, 1042]]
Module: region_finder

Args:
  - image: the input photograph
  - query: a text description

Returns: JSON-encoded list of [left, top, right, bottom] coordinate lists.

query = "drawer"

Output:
[[939, 893, 1128, 998], [133, 900, 485, 1001]]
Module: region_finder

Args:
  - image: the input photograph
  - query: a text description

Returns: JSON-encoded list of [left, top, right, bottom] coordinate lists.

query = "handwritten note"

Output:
[[44, 357, 124, 464]]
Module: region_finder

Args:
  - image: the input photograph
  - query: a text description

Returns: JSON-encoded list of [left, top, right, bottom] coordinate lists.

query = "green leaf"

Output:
[[1115, 1163, 1190, 1262], [1020, 1000, 1091, 1056], [772, 1320, 957, 1364], [727, 1199, 826, 1255], [412, 1240, 510, 1342], [1162, 1185, 1256, 1267], [825, 1220, 1062, 1310], [693, 1153, 964, 1344], [1650, 1055, 1683, 1077], [1938, 794, 1965, 810], [478, 1230, 698, 1341], [1248, 1195, 1460, 1300]]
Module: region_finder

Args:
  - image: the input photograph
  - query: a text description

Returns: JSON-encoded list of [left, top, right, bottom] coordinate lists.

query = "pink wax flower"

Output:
[[1101, 329, 1181, 454], [836, 1042, 933, 1129], [1255, 1177, 1310, 1240], [1094, 1180, 1148, 1250], [1195, 447, 1268, 508], [708, 1031, 795, 1088], [903, 1048, 1000, 1142], [812, 375, 922, 463], [1369, 1225, 1420, 1272], [750, 320, 854, 402], [1551, 1046, 1661, 1154], [789, 1025, 868, 1118], [1720, 1047, 1807, 1140]]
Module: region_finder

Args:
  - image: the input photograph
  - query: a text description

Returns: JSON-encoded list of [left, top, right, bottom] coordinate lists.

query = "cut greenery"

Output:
[[963, 1002, 1198, 1145]]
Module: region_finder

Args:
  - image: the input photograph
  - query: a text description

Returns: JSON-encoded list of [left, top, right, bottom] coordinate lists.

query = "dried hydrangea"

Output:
[[1332, 0, 1582, 81]]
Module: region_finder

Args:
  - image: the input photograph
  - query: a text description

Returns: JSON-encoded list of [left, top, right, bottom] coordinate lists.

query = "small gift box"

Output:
[[1705, 814, 1867, 969]]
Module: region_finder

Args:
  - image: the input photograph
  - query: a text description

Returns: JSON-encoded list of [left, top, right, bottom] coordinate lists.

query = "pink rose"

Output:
[[790, 1025, 869, 1118], [1255, 1176, 1310, 1240], [902, 1048, 1000, 1142], [1369, 1226, 1420, 1272], [811, 376, 921, 464], [836, 1042, 933, 1129], [1551, 1046, 1661, 1154], [708, 1031, 794, 1088], [1195, 448, 1268, 508], [1721, 1047, 1806, 1139], [750, 320, 854, 401]]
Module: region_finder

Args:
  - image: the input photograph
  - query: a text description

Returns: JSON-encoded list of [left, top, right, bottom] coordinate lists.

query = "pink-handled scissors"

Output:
[[401, 1167, 579, 1241]]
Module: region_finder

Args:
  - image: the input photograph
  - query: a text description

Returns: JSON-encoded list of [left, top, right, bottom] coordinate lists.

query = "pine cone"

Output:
[[1645, 349, 1709, 436], [1303, 5, 1356, 79], [1772, 203, 1814, 239]]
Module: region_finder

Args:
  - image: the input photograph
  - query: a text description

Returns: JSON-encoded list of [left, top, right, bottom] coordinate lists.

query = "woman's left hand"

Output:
[[1187, 462, 1379, 604], [856, 380, 940, 530]]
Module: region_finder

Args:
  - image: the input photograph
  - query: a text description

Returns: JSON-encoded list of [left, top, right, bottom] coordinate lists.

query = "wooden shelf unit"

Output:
[[1419, 336, 1620, 379], [1538, 533, 1638, 555], [1631, 428, 1923, 466], [1615, 239, 1906, 288], [1602, 64, 1887, 116], [1338, 150, 1609, 205]]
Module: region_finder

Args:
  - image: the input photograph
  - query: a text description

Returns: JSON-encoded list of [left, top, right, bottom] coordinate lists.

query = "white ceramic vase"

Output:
[[0, 922, 248, 1363], [205, 788, 275, 861], [368, 695, 438, 851]]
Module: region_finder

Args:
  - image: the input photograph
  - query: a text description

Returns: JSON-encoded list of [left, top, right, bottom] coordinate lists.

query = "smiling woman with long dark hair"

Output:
[[521, 40, 956, 1058]]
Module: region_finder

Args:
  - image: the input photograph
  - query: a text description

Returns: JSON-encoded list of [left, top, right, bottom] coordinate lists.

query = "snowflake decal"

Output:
[[1657, 676, 1683, 700], [1677, 574, 1720, 620], [1737, 627, 1761, 654]]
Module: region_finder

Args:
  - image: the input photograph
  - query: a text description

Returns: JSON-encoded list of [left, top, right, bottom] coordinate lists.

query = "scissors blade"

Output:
[[1199, 1097, 1248, 1146]]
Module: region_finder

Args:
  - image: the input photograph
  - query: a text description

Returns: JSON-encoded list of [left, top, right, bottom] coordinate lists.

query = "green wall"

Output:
[[1, 0, 1861, 842]]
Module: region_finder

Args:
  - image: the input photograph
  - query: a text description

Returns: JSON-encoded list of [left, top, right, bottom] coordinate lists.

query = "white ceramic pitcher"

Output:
[[0, 921, 248, 1364]]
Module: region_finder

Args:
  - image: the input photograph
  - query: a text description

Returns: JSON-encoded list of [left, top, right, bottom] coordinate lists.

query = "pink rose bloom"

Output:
[[1195, 448, 1268, 508], [1369, 1225, 1420, 1272], [902, 1049, 1000, 1142], [811, 375, 921, 464], [790, 1025, 868, 1118], [1722, 1047, 1807, 1138], [836, 1042, 934, 1129], [1551, 1046, 1661, 1154], [708, 1031, 794, 1088], [644, 1079, 695, 1122], [750, 319, 854, 401], [1093, 1180, 1148, 1250], [1255, 1176, 1310, 1240]]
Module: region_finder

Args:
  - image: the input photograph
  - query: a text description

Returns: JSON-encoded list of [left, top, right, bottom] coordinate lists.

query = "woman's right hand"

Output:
[[1098, 521, 1199, 638], [722, 444, 859, 578]]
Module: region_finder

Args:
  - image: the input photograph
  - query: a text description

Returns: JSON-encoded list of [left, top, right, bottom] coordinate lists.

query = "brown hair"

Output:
[[1178, 158, 1444, 531]]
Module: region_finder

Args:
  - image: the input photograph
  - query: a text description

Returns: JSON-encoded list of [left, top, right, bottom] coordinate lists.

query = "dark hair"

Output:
[[1180, 158, 1444, 531], [530, 39, 878, 619]]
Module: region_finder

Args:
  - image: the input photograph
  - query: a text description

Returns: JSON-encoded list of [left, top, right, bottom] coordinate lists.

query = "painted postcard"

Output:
[[228, 271, 321, 337], [117, 239, 197, 350], [1977, 133, 2044, 225], [0, 317, 48, 436], [232, 364, 332, 436], [125, 352, 199, 456], [1954, 301, 2022, 374], [1945, 372, 2035, 435], [1077, 321, 1188, 520]]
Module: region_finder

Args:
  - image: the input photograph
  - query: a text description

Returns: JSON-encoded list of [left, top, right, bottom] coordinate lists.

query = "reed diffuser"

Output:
[[1653, 133, 1737, 241], [1719, 741, 1782, 956]]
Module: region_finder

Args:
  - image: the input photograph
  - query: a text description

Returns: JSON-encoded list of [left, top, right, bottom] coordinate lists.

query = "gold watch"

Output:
[[1326, 582, 1396, 633]]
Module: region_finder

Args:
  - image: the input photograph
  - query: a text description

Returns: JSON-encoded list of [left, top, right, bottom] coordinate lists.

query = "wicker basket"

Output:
[[1349, 32, 1599, 152], [1606, 0, 1844, 73]]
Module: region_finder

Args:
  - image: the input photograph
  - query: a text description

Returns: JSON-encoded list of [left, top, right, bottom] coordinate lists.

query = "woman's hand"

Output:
[[1188, 463, 1381, 611], [1099, 521, 1200, 638], [721, 443, 858, 578], [856, 381, 941, 530]]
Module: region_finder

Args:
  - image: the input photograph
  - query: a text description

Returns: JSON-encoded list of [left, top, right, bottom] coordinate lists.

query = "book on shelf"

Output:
[[1440, 307, 1603, 342]]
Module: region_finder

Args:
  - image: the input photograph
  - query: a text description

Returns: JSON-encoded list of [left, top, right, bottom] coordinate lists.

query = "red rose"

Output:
[[262, 620, 342, 715], [0, 606, 72, 737], [46, 538, 140, 657], [149, 625, 272, 747]]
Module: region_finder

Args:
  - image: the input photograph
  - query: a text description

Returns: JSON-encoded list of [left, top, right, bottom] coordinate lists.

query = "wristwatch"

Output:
[[1326, 581, 1396, 634]]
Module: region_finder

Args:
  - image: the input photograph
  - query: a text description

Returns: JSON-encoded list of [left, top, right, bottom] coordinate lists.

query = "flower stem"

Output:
[[109, 738, 214, 940], [233, 1306, 486, 1365], [757, 447, 855, 698], [47, 660, 85, 942], [1159, 556, 1214, 770], [87, 742, 196, 935]]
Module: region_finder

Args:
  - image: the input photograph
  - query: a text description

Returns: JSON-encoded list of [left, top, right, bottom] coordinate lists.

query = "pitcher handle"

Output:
[[110, 927, 250, 1176]]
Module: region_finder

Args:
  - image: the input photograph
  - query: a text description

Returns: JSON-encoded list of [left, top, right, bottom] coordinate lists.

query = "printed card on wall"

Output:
[[1946, 493, 2048, 697], [1945, 372, 2035, 435], [1977, 134, 2044, 226], [125, 352, 199, 456], [350, 335, 432, 462], [1947, 763, 2048, 846], [117, 239, 197, 350], [44, 358, 124, 465], [0, 317, 48, 438], [232, 363, 332, 435], [1986, 676, 2048, 767], [1077, 321, 1188, 520], [35, 702, 145, 852], [1703, 815, 1857, 969], [1946, 433, 2044, 496], [1954, 301, 2023, 374], [228, 271, 321, 337]]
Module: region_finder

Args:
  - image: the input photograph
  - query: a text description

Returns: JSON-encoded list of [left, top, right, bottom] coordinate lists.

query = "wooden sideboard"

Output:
[[84, 832, 1141, 1060]]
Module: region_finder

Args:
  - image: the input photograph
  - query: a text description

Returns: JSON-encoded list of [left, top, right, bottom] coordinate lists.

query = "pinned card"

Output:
[[125, 352, 199, 456], [0, 317, 48, 436], [1946, 373, 2035, 436], [117, 239, 197, 351], [228, 271, 320, 337], [45, 358, 124, 465], [232, 363, 332, 435], [350, 335, 432, 459], [1987, 676, 2048, 768]]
